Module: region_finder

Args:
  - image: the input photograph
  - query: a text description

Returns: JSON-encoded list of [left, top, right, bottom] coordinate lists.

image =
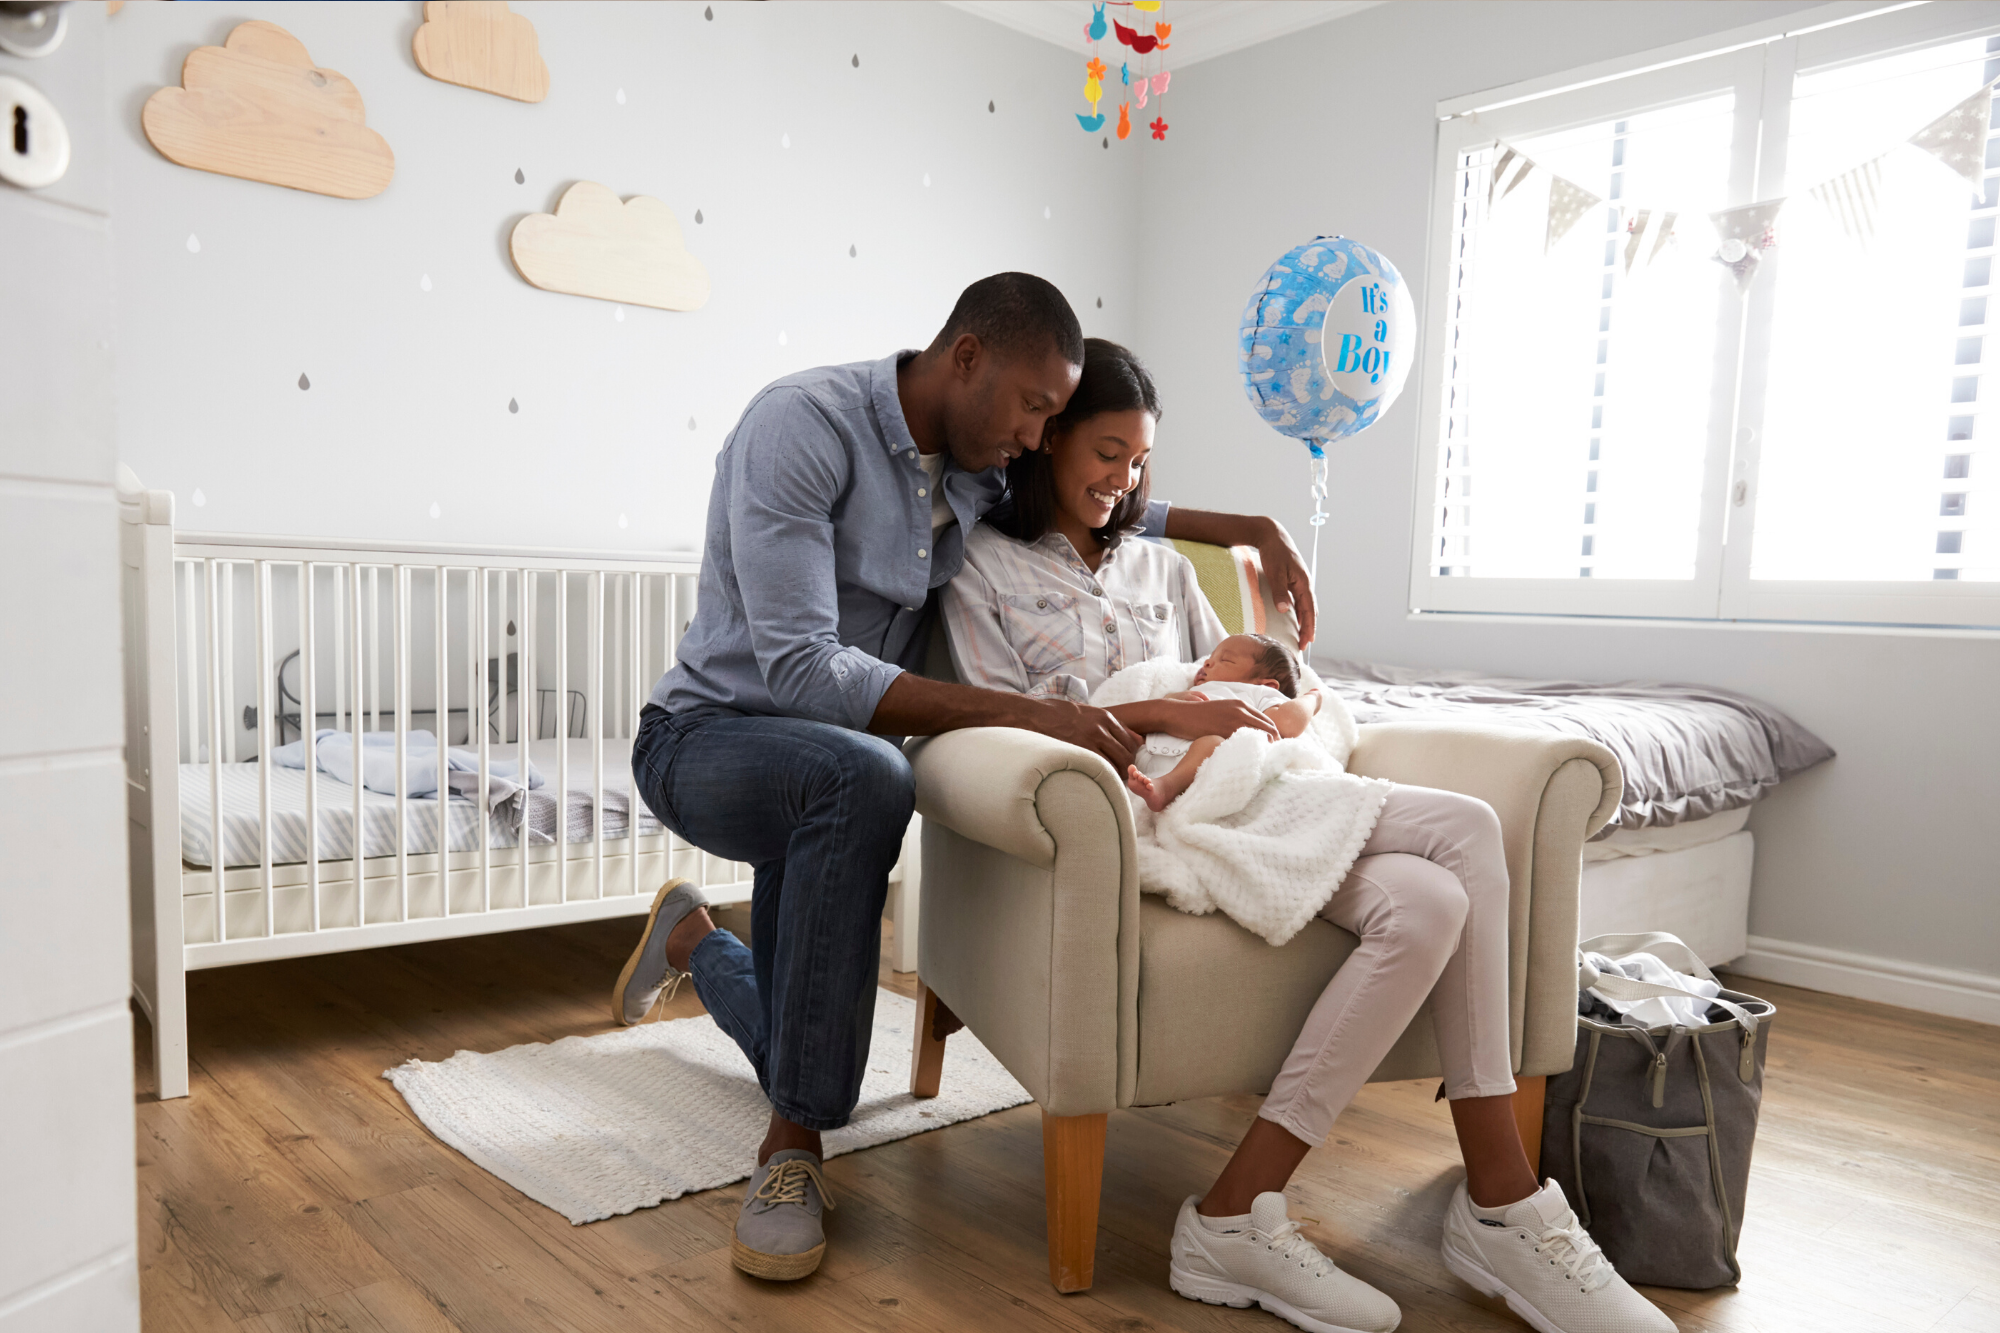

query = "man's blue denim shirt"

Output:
[[651, 351, 1169, 730]]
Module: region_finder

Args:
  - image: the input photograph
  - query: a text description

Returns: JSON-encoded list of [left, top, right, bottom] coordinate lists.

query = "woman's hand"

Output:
[[1157, 508, 1317, 647]]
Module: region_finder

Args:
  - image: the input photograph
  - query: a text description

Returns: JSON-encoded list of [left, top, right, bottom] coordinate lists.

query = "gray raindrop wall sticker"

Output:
[[506, 619, 516, 636], [192, 487, 207, 507], [618, 512, 629, 528], [694, 208, 703, 224], [508, 397, 519, 413], [616, 87, 626, 105], [186, 233, 200, 253], [514, 167, 524, 184], [687, 417, 696, 431], [988, 100, 995, 113], [851, 54, 859, 68], [420, 273, 432, 291], [298, 372, 310, 390], [849, 244, 857, 258], [1102, 137, 1108, 149], [429, 501, 441, 519], [1096, 297, 1103, 308], [703, 5, 711, 18]]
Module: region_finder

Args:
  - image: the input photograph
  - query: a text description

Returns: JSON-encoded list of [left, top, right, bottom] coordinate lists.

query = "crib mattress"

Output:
[[179, 738, 663, 870]]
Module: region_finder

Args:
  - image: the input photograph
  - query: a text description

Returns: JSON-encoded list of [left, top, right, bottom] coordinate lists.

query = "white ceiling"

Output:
[[941, 0, 1386, 69]]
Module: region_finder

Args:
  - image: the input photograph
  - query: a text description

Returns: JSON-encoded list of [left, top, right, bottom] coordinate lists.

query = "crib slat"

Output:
[[395, 564, 410, 922], [348, 564, 365, 921], [256, 560, 275, 939], [584, 564, 600, 896], [303, 561, 320, 934], [369, 567, 382, 736], [181, 560, 198, 764], [477, 567, 491, 914], [629, 572, 642, 899], [518, 567, 533, 907], [556, 569, 569, 903], [435, 564, 450, 915], [204, 559, 225, 942]]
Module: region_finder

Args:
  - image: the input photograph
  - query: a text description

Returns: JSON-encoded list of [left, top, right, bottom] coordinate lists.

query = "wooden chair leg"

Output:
[[910, 980, 948, 1098], [1513, 1074, 1547, 1177], [1041, 1110, 1107, 1293]]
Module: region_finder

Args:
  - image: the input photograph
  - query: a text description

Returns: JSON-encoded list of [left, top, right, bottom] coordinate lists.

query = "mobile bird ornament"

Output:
[[1075, 1, 1170, 145], [1239, 236, 1415, 581]]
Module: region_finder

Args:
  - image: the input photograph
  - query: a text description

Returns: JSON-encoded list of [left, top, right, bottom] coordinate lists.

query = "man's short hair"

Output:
[[927, 273, 1085, 367]]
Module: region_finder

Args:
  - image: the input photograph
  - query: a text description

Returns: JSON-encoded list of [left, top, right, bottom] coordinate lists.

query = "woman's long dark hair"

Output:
[[992, 337, 1161, 552]]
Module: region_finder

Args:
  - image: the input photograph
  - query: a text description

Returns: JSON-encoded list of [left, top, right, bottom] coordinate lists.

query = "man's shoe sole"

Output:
[[1440, 1232, 1564, 1333], [731, 1236, 825, 1281], [1169, 1264, 1378, 1333], [611, 878, 691, 1026]]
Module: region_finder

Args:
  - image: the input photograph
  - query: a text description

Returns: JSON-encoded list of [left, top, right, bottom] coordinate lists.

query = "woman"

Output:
[[941, 340, 1673, 1333]]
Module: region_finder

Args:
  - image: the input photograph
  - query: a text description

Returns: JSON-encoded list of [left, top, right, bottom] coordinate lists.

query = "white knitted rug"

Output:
[[384, 988, 1031, 1224]]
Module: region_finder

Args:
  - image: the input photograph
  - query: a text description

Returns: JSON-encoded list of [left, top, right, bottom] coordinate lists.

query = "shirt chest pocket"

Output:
[[997, 592, 1086, 678], [1126, 600, 1178, 661]]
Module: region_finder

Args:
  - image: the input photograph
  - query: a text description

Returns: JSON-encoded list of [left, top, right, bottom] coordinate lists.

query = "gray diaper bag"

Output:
[[1540, 931, 1776, 1290]]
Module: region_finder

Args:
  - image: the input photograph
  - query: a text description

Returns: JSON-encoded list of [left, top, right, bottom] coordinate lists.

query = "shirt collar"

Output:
[[872, 350, 923, 459]]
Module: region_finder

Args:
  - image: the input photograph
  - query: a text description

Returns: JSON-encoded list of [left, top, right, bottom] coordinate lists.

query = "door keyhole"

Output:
[[11, 106, 25, 156]]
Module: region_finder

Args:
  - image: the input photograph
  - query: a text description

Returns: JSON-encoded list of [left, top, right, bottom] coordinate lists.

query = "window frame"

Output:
[[1410, 0, 2000, 630]]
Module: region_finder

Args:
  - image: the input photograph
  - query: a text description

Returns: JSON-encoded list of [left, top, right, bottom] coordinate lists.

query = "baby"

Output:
[[1124, 633, 1322, 812]]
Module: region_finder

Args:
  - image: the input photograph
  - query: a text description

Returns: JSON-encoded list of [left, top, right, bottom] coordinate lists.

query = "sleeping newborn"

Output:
[[1125, 633, 1323, 812]]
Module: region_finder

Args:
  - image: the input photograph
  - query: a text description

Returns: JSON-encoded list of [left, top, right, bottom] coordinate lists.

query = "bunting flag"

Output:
[[1649, 211, 1678, 265], [1810, 155, 1886, 243], [1907, 78, 1998, 192], [1545, 175, 1602, 252], [1623, 208, 1652, 273], [1709, 200, 1785, 291], [1489, 146, 1534, 206]]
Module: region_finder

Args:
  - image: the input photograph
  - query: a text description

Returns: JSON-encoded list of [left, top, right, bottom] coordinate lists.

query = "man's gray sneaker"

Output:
[[612, 879, 706, 1026], [732, 1149, 835, 1281]]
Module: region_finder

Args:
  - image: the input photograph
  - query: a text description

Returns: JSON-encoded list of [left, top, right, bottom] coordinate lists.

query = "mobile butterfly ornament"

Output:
[[1239, 237, 1415, 583]]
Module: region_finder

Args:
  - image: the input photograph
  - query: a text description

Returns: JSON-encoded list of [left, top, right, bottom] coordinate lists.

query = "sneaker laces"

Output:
[[755, 1158, 837, 1212], [639, 971, 688, 1023], [1532, 1213, 1614, 1294], [1263, 1217, 1336, 1276]]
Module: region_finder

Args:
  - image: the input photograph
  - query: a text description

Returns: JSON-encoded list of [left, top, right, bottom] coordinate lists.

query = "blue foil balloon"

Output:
[[1239, 236, 1415, 452]]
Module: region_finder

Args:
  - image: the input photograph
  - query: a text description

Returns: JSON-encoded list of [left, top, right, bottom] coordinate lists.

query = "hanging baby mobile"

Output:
[[1239, 237, 1415, 583], [1075, 1, 1171, 143], [1482, 73, 1998, 290]]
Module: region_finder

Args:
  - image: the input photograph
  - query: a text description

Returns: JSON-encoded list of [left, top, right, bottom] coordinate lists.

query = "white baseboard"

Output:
[[1729, 935, 2000, 1027]]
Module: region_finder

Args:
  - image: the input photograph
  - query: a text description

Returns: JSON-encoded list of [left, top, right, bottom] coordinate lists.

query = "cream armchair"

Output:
[[905, 543, 1621, 1293]]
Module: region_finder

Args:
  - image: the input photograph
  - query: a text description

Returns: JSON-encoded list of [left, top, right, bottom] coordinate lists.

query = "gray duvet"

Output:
[[1317, 659, 1835, 835]]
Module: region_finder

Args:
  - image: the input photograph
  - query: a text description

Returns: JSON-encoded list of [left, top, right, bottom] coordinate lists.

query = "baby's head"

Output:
[[1194, 633, 1302, 698]]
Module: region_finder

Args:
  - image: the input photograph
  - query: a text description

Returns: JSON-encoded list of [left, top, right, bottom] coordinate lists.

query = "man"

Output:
[[618, 273, 1314, 1281]]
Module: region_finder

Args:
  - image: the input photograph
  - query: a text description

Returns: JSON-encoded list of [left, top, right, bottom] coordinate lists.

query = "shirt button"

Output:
[[1088, 585, 1101, 596], [1104, 621, 1117, 634], [917, 487, 928, 498], [917, 548, 928, 559], [1036, 598, 1048, 609]]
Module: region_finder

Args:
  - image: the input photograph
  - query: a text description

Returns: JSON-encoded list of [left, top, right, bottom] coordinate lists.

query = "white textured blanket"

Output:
[[1093, 658, 1393, 946]]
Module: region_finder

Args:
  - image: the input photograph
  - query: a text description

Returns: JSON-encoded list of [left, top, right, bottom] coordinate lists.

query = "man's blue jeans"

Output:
[[631, 706, 914, 1131]]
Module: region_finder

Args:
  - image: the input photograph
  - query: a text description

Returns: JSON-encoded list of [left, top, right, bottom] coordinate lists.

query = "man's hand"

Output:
[[1160, 508, 1318, 647], [1031, 699, 1142, 770], [1137, 697, 1280, 743]]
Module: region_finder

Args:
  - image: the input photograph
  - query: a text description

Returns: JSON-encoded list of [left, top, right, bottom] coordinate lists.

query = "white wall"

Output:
[[1135, 0, 2000, 996], [0, 4, 142, 1328], [110, 0, 1140, 553]]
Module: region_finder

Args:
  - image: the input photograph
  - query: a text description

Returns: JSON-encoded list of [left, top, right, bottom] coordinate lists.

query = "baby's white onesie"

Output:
[[1133, 679, 1293, 778]]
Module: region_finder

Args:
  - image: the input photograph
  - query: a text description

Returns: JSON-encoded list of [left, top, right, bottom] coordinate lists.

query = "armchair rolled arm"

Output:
[[907, 727, 1137, 869]]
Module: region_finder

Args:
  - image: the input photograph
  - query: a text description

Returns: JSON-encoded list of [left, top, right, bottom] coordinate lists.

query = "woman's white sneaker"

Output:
[[1440, 1178, 1676, 1333], [1170, 1192, 1401, 1333]]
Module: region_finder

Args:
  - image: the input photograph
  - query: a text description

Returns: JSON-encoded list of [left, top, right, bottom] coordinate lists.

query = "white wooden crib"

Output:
[[119, 485, 922, 1100]]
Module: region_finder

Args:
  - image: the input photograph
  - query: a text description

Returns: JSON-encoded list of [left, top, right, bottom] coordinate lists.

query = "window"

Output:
[[1414, 3, 2000, 627]]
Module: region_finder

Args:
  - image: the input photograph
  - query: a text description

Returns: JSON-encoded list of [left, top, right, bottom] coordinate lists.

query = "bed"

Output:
[[1316, 658, 1835, 965], [120, 483, 925, 1100]]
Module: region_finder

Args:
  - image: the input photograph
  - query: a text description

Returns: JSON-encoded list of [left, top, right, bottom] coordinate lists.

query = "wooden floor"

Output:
[[134, 913, 2000, 1333]]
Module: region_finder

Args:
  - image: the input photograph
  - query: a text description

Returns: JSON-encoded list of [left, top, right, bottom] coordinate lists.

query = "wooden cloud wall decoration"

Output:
[[141, 21, 395, 199], [510, 182, 711, 311], [412, 1, 549, 103]]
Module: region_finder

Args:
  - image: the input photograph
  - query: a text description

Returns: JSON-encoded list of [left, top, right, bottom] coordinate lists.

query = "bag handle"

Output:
[[1578, 931, 1759, 1038]]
